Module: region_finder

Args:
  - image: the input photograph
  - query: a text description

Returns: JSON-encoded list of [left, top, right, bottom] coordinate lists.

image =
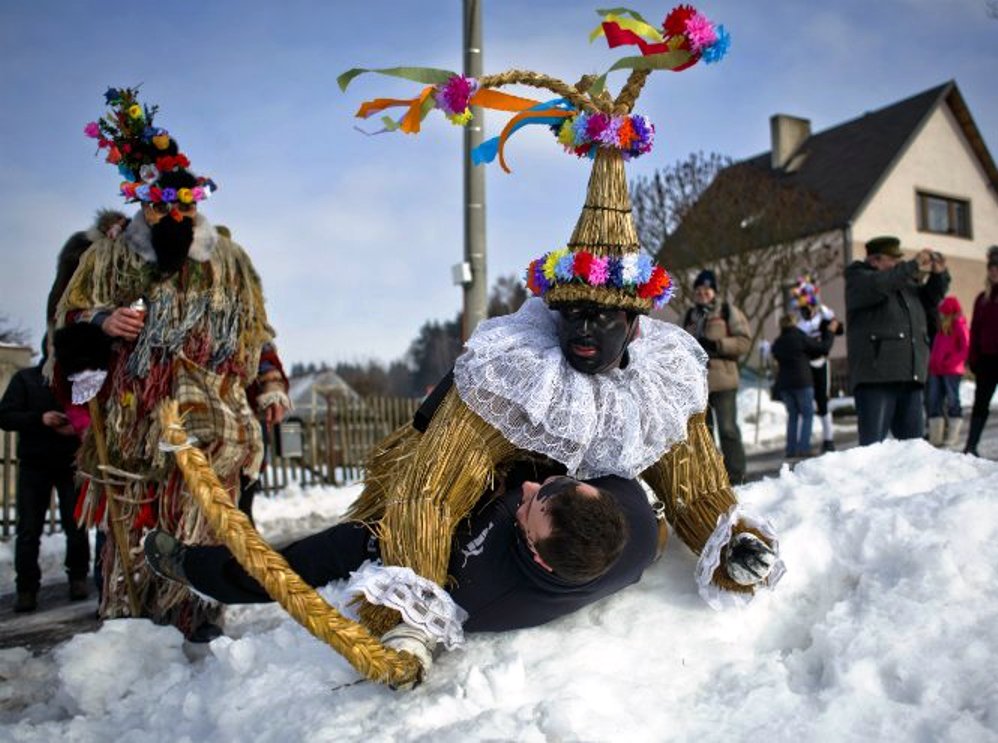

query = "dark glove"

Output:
[[724, 532, 776, 586], [698, 337, 719, 355]]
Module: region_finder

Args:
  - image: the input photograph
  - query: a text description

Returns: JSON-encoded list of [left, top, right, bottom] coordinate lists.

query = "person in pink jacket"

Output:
[[927, 295, 969, 447]]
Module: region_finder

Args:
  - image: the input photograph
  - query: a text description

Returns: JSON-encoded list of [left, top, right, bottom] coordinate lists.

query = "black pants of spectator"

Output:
[[855, 382, 925, 446], [706, 389, 746, 485], [811, 363, 829, 416], [965, 354, 998, 454], [183, 522, 378, 604], [15, 465, 89, 593]]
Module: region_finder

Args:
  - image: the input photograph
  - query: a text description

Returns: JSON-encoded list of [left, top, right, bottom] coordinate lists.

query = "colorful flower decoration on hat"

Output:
[[790, 273, 820, 308], [525, 248, 675, 310], [84, 87, 217, 204], [338, 5, 727, 172]]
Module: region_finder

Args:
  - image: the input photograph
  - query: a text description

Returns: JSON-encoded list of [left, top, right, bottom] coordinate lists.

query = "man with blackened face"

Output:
[[556, 302, 639, 374]]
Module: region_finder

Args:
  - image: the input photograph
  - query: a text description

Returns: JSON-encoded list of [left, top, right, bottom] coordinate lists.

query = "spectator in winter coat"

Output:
[[964, 246, 998, 456], [845, 236, 950, 445], [0, 348, 90, 612], [771, 314, 834, 459], [682, 269, 752, 483], [926, 296, 969, 448]]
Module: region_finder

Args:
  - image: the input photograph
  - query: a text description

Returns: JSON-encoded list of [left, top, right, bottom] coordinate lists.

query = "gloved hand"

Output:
[[698, 337, 719, 355], [381, 623, 437, 689], [724, 532, 777, 586]]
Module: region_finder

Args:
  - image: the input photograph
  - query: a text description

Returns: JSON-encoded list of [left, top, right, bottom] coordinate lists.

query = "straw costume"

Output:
[[336, 4, 783, 640], [50, 88, 289, 637]]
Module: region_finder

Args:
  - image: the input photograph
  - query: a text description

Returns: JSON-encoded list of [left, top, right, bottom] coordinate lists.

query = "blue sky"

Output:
[[1, 0, 995, 367]]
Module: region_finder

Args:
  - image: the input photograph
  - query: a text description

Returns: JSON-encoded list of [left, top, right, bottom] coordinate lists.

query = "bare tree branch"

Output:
[[632, 152, 842, 367]]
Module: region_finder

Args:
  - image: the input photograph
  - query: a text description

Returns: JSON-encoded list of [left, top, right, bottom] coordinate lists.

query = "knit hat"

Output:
[[987, 245, 998, 268], [84, 87, 217, 207], [340, 5, 732, 314], [865, 235, 902, 258], [693, 269, 718, 292]]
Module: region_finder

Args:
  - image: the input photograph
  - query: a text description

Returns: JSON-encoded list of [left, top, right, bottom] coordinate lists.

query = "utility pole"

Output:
[[460, 0, 487, 341]]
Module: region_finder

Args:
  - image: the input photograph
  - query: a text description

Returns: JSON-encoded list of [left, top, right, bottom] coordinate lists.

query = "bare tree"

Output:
[[988, 0, 998, 19], [632, 153, 842, 362]]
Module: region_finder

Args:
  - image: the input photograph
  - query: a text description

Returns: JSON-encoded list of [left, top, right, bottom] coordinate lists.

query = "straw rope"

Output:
[[613, 69, 652, 115], [478, 70, 606, 114], [640, 412, 757, 595], [157, 400, 423, 688]]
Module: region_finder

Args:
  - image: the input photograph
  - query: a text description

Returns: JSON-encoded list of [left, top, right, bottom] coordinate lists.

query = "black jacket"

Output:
[[771, 326, 833, 391], [844, 259, 949, 390], [0, 365, 79, 467], [449, 475, 659, 633]]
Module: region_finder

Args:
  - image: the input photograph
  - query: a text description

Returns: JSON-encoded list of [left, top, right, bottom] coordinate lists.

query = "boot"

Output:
[[964, 414, 987, 456], [944, 417, 963, 449], [927, 417, 945, 447]]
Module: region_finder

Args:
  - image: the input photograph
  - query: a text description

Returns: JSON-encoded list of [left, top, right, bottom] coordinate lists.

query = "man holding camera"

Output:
[[845, 236, 950, 445]]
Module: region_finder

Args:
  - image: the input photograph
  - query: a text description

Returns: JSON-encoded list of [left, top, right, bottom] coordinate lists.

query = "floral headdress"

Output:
[[84, 87, 217, 207], [339, 5, 729, 313], [790, 273, 820, 309]]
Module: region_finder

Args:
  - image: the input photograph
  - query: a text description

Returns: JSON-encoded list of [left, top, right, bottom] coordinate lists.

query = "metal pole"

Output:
[[463, 0, 487, 340]]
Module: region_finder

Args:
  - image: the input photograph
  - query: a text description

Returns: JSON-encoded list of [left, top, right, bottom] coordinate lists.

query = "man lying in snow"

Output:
[[144, 472, 776, 674]]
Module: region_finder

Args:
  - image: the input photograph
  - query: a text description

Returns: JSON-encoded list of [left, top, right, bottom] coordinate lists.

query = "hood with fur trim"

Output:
[[123, 210, 218, 265]]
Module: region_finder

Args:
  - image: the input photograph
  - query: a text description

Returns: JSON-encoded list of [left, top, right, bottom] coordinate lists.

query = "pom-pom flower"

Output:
[[702, 25, 730, 64], [127, 104, 144, 120], [663, 5, 697, 37], [555, 111, 656, 161], [84, 122, 101, 138], [435, 75, 478, 124], [525, 248, 674, 308], [683, 11, 717, 52], [176, 188, 194, 204], [160, 187, 178, 203]]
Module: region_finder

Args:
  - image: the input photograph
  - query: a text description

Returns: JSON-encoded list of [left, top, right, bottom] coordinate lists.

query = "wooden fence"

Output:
[[0, 395, 421, 539]]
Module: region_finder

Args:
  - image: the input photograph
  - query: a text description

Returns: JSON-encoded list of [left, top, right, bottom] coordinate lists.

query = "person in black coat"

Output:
[[0, 353, 90, 612], [845, 236, 949, 445], [771, 314, 834, 458]]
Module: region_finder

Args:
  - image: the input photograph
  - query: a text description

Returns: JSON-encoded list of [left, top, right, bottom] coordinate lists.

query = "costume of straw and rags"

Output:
[[51, 87, 288, 636], [339, 4, 782, 641]]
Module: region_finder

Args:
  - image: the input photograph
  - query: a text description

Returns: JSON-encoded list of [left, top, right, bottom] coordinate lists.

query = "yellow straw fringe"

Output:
[[641, 412, 755, 595]]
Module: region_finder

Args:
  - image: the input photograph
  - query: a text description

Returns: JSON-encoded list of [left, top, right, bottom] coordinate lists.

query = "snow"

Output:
[[3, 439, 998, 741]]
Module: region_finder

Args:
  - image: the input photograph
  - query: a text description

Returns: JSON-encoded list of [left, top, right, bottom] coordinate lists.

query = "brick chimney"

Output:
[[770, 114, 811, 170]]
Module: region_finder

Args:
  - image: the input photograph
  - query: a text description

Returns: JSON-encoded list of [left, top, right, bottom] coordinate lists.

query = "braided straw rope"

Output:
[[478, 69, 607, 114], [157, 400, 422, 688]]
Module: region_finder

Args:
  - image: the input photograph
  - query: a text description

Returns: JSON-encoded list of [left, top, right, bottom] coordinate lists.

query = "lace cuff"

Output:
[[695, 505, 786, 610], [68, 369, 108, 405], [346, 562, 468, 650]]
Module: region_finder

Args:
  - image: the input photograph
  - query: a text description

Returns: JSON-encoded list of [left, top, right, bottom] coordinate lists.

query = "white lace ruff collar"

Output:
[[454, 298, 709, 479]]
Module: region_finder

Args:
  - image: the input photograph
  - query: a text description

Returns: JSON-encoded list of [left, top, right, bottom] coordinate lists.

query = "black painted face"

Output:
[[557, 302, 635, 374]]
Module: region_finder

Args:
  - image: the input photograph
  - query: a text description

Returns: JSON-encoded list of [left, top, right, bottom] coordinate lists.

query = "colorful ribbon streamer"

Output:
[[472, 99, 575, 173]]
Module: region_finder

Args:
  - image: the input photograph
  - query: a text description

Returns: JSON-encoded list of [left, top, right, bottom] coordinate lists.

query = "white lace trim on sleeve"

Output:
[[695, 505, 786, 610], [346, 562, 468, 650]]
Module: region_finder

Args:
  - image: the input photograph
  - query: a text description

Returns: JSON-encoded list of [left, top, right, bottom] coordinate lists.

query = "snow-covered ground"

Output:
[[3, 438, 998, 741]]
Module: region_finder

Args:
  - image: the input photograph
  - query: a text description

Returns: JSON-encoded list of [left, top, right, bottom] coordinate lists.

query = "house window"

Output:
[[916, 191, 971, 238]]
